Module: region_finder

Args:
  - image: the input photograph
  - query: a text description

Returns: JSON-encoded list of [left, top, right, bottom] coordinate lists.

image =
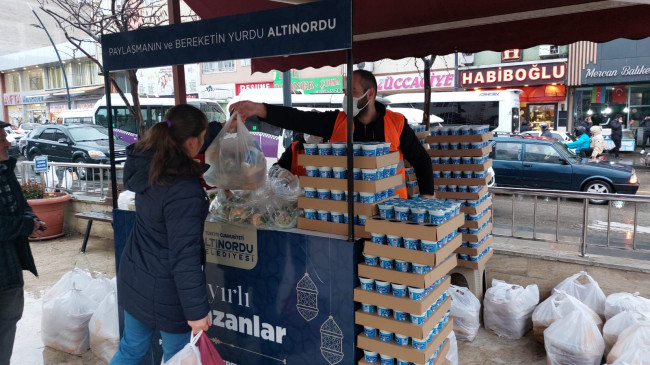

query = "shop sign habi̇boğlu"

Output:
[[461, 62, 566, 88]]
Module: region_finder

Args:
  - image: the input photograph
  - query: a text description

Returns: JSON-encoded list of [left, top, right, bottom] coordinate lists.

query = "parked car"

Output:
[[490, 136, 639, 203], [4, 127, 19, 158], [22, 124, 128, 179], [520, 130, 575, 143], [17, 122, 40, 135]]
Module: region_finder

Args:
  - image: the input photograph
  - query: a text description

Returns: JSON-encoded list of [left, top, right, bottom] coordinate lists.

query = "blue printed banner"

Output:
[[101, 0, 351, 71]]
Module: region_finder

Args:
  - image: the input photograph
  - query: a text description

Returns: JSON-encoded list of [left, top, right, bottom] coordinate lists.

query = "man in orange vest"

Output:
[[230, 70, 434, 198]]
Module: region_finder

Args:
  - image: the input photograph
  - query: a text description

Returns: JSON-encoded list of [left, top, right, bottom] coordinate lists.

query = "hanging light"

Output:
[[587, 109, 593, 115], [623, 107, 629, 113], [603, 107, 612, 115]]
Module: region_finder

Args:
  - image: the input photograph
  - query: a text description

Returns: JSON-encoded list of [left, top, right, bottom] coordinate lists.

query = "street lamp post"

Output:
[[29, 6, 72, 110]]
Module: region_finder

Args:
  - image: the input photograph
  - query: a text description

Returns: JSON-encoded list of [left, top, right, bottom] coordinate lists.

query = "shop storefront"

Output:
[[568, 39, 650, 150], [460, 60, 568, 131], [375, 70, 456, 94], [2, 93, 47, 125]]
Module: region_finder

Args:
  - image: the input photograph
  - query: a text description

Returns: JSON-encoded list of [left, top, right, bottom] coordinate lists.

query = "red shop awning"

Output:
[[183, 0, 650, 73], [519, 85, 566, 102]]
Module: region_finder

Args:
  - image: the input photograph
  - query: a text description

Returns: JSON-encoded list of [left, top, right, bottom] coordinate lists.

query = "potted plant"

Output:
[[21, 179, 72, 240]]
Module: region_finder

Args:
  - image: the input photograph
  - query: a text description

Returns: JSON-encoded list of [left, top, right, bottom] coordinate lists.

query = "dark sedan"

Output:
[[23, 124, 128, 178], [490, 136, 639, 202]]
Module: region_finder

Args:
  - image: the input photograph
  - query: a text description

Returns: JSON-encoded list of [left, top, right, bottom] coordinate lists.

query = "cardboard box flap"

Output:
[[457, 248, 493, 269], [358, 256, 457, 288], [353, 276, 451, 314], [435, 185, 489, 200], [434, 172, 493, 186], [297, 152, 399, 169], [462, 222, 492, 243], [362, 235, 461, 267], [299, 175, 401, 192], [456, 235, 493, 256], [364, 214, 464, 242], [460, 197, 492, 214], [298, 196, 397, 217], [461, 210, 492, 229]]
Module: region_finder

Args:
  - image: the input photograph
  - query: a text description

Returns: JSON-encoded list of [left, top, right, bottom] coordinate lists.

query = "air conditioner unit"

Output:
[[460, 53, 474, 65], [539, 45, 560, 57], [355, 62, 374, 72]]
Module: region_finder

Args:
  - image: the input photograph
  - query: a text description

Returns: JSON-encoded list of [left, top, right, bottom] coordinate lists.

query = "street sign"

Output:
[[34, 156, 48, 173]]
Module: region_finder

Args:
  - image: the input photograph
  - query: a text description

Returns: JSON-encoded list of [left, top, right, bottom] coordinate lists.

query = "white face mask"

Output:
[[342, 90, 369, 117], [304, 134, 323, 144]]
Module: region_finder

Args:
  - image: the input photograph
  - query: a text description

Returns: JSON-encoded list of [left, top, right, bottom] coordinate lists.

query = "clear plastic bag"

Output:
[[43, 268, 93, 303], [448, 285, 481, 341], [604, 292, 650, 320], [608, 346, 650, 365], [164, 331, 202, 365], [84, 275, 114, 304], [446, 330, 458, 365], [89, 290, 119, 362], [544, 309, 605, 365], [42, 285, 98, 355], [532, 289, 602, 344], [483, 279, 539, 339], [554, 271, 606, 319], [603, 310, 650, 354], [204, 111, 266, 190], [606, 323, 650, 364]]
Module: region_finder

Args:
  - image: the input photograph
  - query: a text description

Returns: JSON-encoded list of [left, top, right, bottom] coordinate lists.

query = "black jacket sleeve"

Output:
[[263, 104, 339, 139], [276, 145, 293, 171], [399, 122, 434, 195]]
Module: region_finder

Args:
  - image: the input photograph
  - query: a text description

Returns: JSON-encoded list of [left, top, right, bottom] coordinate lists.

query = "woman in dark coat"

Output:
[[110, 104, 210, 363], [609, 114, 623, 160]]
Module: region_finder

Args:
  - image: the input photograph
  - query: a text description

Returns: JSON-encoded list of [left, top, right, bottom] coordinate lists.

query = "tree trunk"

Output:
[[126, 70, 145, 137]]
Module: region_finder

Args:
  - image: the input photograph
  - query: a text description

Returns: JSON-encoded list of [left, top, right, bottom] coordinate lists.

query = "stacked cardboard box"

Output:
[[296, 152, 402, 238], [426, 130, 494, 270], [353, 214, 464, 364]]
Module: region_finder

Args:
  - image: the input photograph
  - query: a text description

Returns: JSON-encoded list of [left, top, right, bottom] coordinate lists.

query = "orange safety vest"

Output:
[[290, 141, 307, 177], [330, 110, 407, 198]]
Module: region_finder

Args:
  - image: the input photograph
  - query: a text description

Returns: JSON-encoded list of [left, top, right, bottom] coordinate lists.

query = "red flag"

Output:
[[611, 85, 627, 103]]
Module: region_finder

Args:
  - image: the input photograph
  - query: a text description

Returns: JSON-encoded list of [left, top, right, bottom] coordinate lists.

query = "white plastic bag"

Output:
[[554, 271, 606, 318], [448, 285, 481, 341], [544, 309, 605, 365], [603, 310, 650, 354], [85, 276, 114, 304], [607, 323, 650, 364], [43, 268, 93, 303], [163, 331, 202, 365], [204, 111, 267, 190], [532, 289, 603, 344], [608, 346, 650, 365], [604, 292, 650, 320], [89, 290, 119, 362], [41, 285, 98, 355], [118, 190, 136, 210], [483, 279, 539, 339], [445, 330, 458, 365]]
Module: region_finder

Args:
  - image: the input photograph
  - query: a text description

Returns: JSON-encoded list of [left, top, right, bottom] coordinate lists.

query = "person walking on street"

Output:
[[519, 118, 532, 132], [633, 114, 650, 154], [540, 122, 553, 138], [110, 105, 211, 363], [609, 114, 623, 160], [229, 70, 434, 198], [0, 121, 46, 365], [567, 126, 590, 155], [579, 116, 593, 137]]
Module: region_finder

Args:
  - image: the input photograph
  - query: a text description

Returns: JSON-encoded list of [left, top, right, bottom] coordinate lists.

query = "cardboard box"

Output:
[[415, 131, 430, 139], [427, 145, 492, 157], [434, 172, 492, 186], [455, 234, 493, 256], [355, 297, 451, 339], [462, 223, 492, 243], [356, 319, 453, 364], [461, 210, 492, 229], [407, 173, 417, 182], [358, 256, 457, 288], [457, 248, 493, 269], [297, 152, 399, 169], [364, 214, 464, 242], [357, 340, 449, 365], [431, 159, 492, 172], [362, 235, 461, 267], [299, 174, 401, 193], [425, 132, 492, 143], [435, 185, 489, 200], [297, 217, 370, 238], [297, 196, 397, 217], [354, 276, 451, 314], [407, 186, 420, 196], [460, 197, 492, 214]]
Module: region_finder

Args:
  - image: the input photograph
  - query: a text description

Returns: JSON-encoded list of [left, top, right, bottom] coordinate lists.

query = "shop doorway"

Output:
[[527, 103, 558, 131]]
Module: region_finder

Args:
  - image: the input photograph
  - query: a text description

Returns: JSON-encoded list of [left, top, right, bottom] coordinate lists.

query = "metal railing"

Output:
[[18, 161, 123, 199], [489, 186, 650, 257]]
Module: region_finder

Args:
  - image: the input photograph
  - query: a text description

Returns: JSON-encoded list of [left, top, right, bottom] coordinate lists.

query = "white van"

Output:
[[56, 109, 95, 125]]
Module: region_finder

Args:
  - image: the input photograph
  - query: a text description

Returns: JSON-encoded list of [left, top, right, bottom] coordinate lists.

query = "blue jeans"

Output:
[[109, 311, 190, 364]]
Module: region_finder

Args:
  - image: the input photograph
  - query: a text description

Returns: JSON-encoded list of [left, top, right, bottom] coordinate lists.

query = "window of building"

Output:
[[241, 59, 251, 67], [5, 72, 20, 93], [47, 66, 66, 89], [71, 61, 100, 86], [202, 60, 236, 73], [22, 69, 43, 91]]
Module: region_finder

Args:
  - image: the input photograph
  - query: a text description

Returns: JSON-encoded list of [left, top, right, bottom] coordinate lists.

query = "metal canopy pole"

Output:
[[346, 49, 354, 242], [104, 73, 118, 210]]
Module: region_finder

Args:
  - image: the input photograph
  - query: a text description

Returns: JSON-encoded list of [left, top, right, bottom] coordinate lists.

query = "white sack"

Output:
[[448, 285, 481, 341], [603, 310, 650, 354], [554, 271, 606, 319], [484, 279, 539, 339], [89, 290, 120, 363], [544, 309, 605, 365], [606, 323, 650, 364], [532, 289, 602, 343], [604, 292, 650, 320]]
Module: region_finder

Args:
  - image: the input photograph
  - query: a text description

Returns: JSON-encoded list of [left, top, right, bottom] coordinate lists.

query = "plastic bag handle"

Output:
[[190, 330, 203, 346], [222, 111, 242, 134]]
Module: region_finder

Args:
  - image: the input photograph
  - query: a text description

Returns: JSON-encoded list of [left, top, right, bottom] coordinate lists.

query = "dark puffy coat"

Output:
[[117, 146, 210, 333], [579, 120, 593, 137], [0, 157, 38, 291]]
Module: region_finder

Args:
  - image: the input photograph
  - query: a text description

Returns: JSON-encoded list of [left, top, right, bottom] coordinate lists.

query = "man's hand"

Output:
[[188, 315, 211, 335], [31, 219, 47, 237], [229, 101, 267, 121]]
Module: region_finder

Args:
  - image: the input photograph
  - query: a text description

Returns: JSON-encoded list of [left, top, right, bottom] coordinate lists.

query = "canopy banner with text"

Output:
[[101, 0, 351, 71]]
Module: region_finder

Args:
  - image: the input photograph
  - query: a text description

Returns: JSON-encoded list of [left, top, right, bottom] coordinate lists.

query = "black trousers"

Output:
[[580, 148, 594, 158], [642, 131, 650, 150], [0, 288, 23, 365], [611, 135, 622, 157]]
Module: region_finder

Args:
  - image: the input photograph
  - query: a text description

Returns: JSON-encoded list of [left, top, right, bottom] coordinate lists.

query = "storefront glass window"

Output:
[[573, 86, 630, 127], [527, 104, 557, 131], [5, 72, 20, 93], [22, 69, 43, 91], [628, 85, 650, 122]]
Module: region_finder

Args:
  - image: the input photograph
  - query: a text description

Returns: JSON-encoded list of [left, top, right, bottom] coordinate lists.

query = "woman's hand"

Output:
[[187, 315, 211, 335]]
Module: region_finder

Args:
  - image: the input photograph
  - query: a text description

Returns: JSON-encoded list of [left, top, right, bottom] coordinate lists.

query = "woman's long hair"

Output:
[[133, 104, 208, 185]]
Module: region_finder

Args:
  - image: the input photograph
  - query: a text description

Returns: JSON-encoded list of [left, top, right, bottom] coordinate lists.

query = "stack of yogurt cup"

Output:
[[304, 163, 399, 181], [376, 198, 461, 225], [304, 186, 396, 203], [303, 141, 394, 157], [429, 124, 489, 137], [457, 244, 492, 263], [428, 141, 490, 152]]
